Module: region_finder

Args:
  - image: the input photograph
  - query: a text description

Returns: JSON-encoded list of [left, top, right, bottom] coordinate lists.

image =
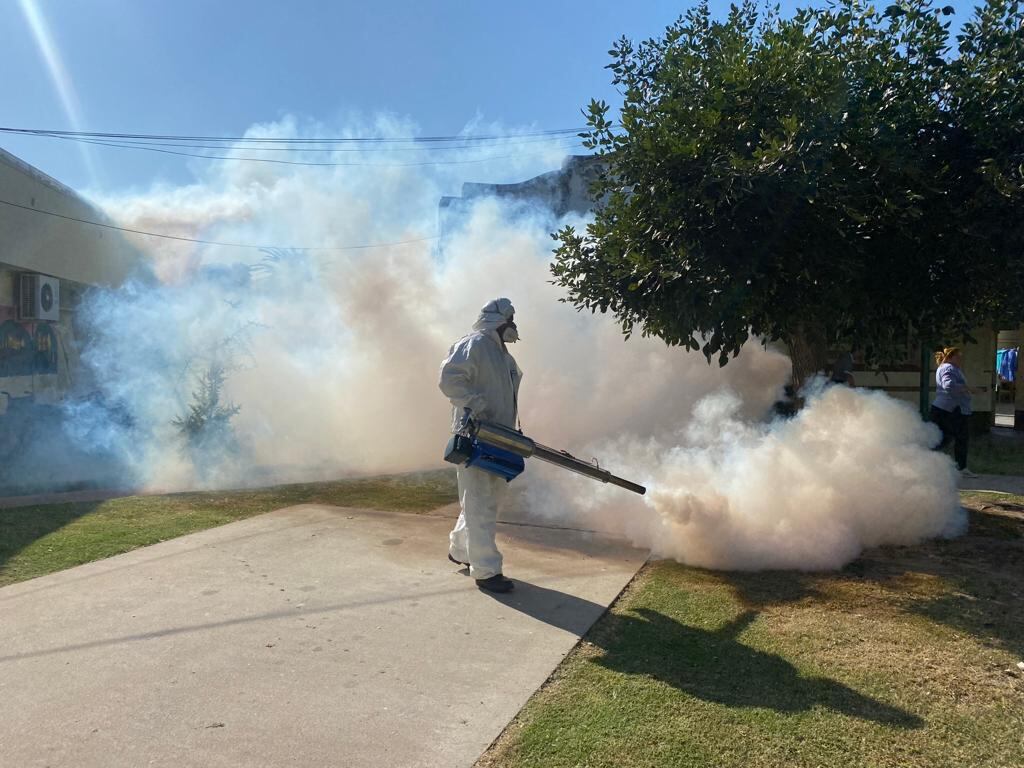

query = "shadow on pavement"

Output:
[[479, 579, 610, 636], [0, 582, 473, 664]]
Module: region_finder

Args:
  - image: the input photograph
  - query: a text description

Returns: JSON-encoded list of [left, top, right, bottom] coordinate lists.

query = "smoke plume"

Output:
[[56, 115, 963, 570], [520, 383, 965, 571]]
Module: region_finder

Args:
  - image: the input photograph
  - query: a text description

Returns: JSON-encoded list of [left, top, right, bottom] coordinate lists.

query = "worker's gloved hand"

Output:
[[454, 407, 477, 435]]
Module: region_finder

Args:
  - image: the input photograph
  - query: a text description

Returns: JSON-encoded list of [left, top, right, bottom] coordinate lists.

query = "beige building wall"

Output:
[[0, 148, 141, 413], [0, 148, 139, 286], [854, 328, 997, 432]]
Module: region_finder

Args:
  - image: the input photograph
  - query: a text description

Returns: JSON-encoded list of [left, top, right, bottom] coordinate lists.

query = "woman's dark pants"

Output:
[[930, 405, 969, 470]]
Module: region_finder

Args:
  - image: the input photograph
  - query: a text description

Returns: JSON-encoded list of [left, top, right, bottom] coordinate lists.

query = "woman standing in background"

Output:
[[931, 347, 977, 478]]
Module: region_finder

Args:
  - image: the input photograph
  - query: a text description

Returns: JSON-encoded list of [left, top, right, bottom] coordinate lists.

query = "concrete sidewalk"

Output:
[[960, 473, 1024, 495], [0, 504, 646, 768]]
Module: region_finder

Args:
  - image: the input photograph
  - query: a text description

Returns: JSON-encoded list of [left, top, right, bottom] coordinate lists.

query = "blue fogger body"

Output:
[[444, 433, 525, 482], [443, 421, 646, 495]]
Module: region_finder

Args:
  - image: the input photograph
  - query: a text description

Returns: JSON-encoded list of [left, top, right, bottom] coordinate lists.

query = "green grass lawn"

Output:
[[966, 432, 1024, 475], [5, 470, 1023, 766], [0, 470, 457, 588], [480, 491, 1024, 768]]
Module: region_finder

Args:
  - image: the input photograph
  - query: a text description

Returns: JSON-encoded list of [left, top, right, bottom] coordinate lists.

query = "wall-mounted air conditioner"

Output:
[[18, 273, 60, 321]]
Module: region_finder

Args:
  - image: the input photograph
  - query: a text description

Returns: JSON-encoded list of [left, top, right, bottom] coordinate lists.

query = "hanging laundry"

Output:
[[997, 347, 1018, 382]]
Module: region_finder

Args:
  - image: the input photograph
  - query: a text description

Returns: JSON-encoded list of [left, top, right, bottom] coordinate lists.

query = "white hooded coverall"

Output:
[[438, 298, 522, 580]]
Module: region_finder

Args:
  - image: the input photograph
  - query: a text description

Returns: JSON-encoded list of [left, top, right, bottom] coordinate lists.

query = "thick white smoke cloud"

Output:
[[521, 384, 965, 571], [69, 115, 963, 570]]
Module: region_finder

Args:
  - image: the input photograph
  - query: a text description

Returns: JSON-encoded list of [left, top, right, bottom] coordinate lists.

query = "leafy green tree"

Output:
[[553, 0, 1023, 386], [943, 0, 1024, 333], [173, 362, 241, 474]]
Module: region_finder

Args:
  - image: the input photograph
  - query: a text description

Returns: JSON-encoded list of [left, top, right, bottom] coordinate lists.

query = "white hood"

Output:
[[472, 298, 515, 333]]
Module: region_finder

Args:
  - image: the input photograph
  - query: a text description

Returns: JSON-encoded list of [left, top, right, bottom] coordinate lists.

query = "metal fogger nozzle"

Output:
[[467, 420, 646, 495]]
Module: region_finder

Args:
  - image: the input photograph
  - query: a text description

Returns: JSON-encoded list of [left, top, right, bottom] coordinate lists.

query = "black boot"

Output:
[[476, 574, 514, 593]]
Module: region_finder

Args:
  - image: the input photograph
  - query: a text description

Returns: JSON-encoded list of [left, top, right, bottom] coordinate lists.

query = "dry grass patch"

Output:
[[480, 494, 1024, 768]]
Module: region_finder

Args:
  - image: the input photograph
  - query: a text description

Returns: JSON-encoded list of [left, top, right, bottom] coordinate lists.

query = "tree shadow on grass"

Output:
[[488, 580, 922, 729], [0, 502, 101, 574], [593, 608, 923, 728], [895, 503, 1024, 660], [725, 568, 828, 608], [703, 504, 1024, 664]]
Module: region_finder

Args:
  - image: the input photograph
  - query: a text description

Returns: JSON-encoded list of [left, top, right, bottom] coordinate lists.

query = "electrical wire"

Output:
[[0, 123, 593, 246], [29, 133, 586, 153], [0, 125, 585, 144], [47, 134, 587, 167], [0, 197, 438, 251]]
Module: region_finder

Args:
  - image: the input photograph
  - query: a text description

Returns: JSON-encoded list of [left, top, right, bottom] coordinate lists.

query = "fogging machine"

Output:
[[444, 419, 646, 495]]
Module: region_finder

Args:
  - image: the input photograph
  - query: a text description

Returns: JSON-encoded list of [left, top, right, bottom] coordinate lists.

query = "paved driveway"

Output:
[[0, 504, 646, 768]]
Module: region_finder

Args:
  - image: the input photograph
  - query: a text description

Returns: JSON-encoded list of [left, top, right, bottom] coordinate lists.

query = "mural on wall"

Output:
[[0, 318, 59, 377], [34, 323, 58, 374]]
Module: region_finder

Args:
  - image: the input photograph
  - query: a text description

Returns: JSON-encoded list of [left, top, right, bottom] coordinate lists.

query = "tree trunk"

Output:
[[785, 322, 830, 393]]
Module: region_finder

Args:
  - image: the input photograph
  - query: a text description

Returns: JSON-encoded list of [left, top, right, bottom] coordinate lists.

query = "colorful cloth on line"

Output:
[[997, 348, 1018, 382]]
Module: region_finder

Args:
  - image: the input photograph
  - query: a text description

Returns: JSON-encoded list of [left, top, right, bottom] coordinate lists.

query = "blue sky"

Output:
[[2, 0, 980, 194]]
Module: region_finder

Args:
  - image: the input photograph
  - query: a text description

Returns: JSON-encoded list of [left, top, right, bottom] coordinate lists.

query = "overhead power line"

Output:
[[0, 197, 437, 251], [0, 125, 586, 144], [48, 134, 587, 167], [3, 124, 590, 167], [38, 133, 584, 153]]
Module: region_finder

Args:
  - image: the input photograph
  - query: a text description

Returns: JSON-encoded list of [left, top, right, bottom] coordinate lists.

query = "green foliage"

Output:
[[172, 363, 241, 470], [554, 0, 1024, 375]]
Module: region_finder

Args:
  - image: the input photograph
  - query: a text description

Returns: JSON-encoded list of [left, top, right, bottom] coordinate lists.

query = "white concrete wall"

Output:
[[998, 325, 1024, 429], [0, 148, 140, 286], [0, 148, 141, 414], [854, 328, 997, 420]]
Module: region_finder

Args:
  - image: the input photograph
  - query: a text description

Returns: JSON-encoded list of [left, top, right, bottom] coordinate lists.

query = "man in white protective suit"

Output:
[[438, 298, 522, 594]]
